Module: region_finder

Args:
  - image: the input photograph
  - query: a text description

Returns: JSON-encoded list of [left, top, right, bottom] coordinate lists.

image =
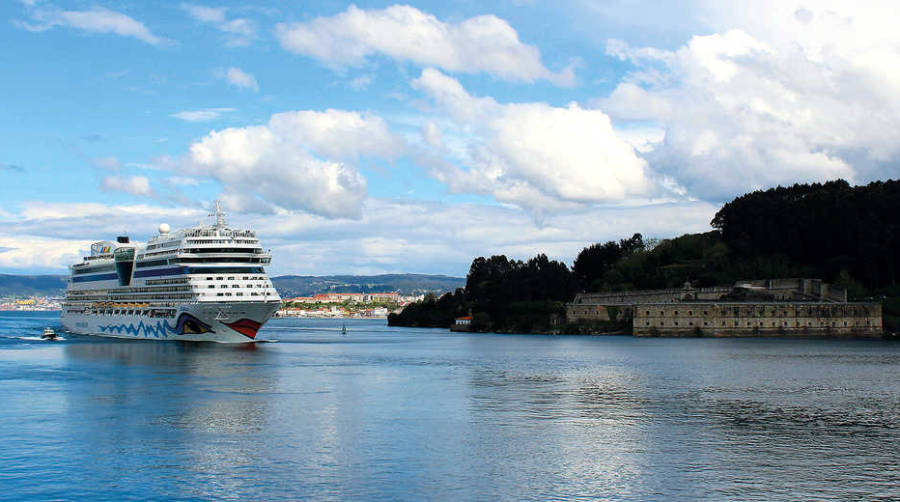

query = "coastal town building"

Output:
[[451, 316, 473, 332], [0, 297, 63, 311], [275, 305, 393, 318], [566, 279, 882, 337], [285, 292, 402, 304], [278, 290, 426, 318]]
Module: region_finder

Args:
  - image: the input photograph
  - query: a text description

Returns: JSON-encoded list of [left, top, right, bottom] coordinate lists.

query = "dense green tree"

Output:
[[391, 253, 575, 331], [573, 233, 644, 291], [712, 179, 900, 290]]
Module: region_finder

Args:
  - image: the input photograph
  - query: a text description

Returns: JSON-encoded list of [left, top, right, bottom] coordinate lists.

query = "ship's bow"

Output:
[[179, 301, 282, 342]]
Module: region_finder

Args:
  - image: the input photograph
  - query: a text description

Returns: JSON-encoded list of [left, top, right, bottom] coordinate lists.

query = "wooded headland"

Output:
[[389, 179, 900, 335]]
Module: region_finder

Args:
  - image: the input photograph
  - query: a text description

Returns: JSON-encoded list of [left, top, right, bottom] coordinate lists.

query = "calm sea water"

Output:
[[3, 311, 900, 501]]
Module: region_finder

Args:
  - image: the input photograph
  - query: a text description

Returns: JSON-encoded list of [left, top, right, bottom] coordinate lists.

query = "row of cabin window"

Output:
[[207, 284, 270, 289], [73, 293, 194, 302], [92, 309, 175, 317], [203, 276, 267, 281], [72, 265, 116, 275], [181, 247, 263, 254], [178, 257, 269, 264], [146, 278, 189, 285], [645, 320, 870, 327], [69, 286, 191, 294], [146, 241, 180, 250], [645, 309, 862, 317]]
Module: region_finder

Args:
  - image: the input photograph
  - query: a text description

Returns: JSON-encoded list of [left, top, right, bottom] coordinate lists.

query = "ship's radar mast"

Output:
[[210, 200, 227, 230]]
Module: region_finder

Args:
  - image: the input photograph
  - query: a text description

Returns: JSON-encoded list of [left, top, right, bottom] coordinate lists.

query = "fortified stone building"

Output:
[[566, 279, 882, 337]]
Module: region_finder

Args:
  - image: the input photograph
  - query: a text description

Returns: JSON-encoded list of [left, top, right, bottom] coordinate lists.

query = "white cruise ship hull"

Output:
[[61, 301, 281, 343]]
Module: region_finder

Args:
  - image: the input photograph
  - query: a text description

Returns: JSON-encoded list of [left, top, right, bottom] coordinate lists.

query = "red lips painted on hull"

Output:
[[225, 318, 262, 339]]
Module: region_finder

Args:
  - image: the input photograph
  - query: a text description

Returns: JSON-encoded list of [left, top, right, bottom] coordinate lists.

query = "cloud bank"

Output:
[[0, 199, 718, 275]]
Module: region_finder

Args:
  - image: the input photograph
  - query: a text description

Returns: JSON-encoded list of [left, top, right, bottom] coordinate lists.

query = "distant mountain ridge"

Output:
[[271, 274, 465, 297], [0, 274, 68, 297], [0, 273, 465, 298]]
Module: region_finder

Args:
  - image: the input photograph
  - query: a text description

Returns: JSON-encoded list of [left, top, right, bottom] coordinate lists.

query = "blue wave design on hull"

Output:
[[97, 314, 214, 338], [99, 320, 175, 338]]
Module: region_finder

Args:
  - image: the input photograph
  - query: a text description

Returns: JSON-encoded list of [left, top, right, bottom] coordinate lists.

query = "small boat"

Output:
[[41, 327, 58, 340], [341, 323, 347, 335]]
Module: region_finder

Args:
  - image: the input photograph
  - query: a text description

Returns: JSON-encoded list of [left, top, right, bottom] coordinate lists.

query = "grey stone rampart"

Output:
[[632, 302, 882, 337], [571, 286, 731, 307], [565, 304, 632, 322]]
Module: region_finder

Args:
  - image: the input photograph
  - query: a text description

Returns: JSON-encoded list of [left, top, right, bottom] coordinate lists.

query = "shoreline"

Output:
[[397, 322, 895, 340], [275, 314, 388, 320], [0, 308, 61, 313]]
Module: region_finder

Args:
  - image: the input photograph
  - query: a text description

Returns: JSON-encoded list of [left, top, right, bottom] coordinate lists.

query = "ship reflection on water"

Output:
[[64, 338, 262, 368], [60, 339, 277, 499]]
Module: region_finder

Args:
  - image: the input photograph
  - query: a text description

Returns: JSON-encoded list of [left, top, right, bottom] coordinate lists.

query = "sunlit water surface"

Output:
[[2, 311, 900, 500]]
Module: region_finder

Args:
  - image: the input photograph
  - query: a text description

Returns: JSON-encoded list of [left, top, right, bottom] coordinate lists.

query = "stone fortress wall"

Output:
[[570, 286, 732, 307], [633, 302, 881, 337], [566, 278, 882, 337], [734, 278, 847, 303]]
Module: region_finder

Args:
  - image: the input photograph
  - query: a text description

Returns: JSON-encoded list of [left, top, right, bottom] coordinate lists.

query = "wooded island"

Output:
[[388, 180, 900, 335]]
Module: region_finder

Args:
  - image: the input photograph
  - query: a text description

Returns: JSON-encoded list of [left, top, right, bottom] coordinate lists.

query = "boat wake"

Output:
[[17, 336, 65, 342]]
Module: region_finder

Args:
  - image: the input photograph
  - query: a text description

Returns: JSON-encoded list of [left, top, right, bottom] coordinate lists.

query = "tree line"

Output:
[[388, 254, 576, 332]]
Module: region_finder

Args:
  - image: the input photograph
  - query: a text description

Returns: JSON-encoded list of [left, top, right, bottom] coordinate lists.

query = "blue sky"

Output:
[[2, 0, 898, 275]]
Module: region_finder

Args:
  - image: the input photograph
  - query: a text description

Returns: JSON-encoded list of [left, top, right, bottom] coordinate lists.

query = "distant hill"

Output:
[[0, 274, 67, 297], [0, 273, 465, 298], [271, 274, 465, 297]]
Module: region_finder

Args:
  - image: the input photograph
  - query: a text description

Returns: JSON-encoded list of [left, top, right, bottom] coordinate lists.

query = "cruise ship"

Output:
[[61, 203, 282, 342]]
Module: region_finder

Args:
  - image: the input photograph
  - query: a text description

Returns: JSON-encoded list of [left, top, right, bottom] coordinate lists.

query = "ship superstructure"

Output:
[[61, 203, 282, 342]]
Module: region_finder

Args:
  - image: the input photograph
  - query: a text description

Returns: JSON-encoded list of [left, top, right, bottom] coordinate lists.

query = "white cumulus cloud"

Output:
[[183, 110, 405, 218], [170, 107, 235, 122], [222, 67, 258, 92], [93, 156, 122, 170], [100, 175, 155, 197], [180, 4, 225, 23], [180, 3, 255, 46], [411, 68, 652, 215], [0, 235, 89, 271], [597, 0, 900, 200], [275, 4, 574, 85]]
